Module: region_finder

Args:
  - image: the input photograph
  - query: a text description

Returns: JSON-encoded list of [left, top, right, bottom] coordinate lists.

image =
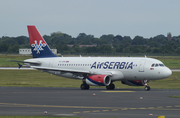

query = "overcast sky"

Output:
[[1, 0, 180, 38]]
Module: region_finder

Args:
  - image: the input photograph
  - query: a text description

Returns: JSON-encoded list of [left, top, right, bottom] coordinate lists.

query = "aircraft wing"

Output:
[[30, 66, 113, 76]]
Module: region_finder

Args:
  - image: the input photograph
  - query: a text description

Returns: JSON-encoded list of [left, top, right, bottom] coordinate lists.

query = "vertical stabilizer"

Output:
[[27, 25, 57, 58]]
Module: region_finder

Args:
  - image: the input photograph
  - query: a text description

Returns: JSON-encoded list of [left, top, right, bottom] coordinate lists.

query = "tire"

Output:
[[81, 84, 90, 90], [144, 86, 150, 91], [110, 84, 115, 90], [81, 84, 85, 90], [106, 84, 115, 90], [85, 85, 90, 90]]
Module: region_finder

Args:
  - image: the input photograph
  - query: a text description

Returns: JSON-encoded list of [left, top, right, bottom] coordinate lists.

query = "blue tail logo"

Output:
[[31, 40, 46, 54]]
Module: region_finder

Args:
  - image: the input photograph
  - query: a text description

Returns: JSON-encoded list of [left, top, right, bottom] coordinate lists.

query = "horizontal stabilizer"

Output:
[[8, 60, 41, 65]]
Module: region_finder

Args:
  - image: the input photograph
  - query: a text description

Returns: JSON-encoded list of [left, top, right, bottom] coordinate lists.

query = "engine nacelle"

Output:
[[86, 75, 111, 86], [121, 80, 148, 86]]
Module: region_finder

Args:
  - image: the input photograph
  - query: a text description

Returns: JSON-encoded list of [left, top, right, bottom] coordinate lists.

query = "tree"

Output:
[[132, 36, 146, 45], [0, 43, 9, 52], [99, 45, 113, 53]]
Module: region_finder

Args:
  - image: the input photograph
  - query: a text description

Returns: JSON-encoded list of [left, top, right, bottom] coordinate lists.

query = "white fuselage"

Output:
[[24, 57, 172, 81]]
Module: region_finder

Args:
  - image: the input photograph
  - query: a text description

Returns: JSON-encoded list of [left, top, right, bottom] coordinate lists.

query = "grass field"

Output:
[[0, 55, 31, 67], [1, 55, 180, 68], [0, 70, 180, 89]]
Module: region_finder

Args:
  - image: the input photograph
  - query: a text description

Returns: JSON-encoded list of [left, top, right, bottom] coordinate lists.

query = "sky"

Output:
[[1, 0, 180, 39]]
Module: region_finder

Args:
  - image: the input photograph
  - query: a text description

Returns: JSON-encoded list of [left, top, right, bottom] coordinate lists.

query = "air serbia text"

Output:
[[91, 62, 133, 69]]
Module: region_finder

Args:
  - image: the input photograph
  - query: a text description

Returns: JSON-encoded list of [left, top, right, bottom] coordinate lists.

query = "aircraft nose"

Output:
[[163, 67, 172, 78]]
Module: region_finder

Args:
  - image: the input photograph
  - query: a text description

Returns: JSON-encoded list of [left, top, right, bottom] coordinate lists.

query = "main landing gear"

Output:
[[80, 84, 90, 90], [144, 80, 150, 91], [106, 83, 115, 90], [81, 77, 90, 90]]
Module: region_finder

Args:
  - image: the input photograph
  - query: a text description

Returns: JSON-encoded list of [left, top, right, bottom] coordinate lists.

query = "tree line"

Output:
[[1, 32, 180, 54]]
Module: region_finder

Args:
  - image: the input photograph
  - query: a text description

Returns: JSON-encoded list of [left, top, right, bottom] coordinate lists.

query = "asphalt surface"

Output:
[[0, 87, 179, 118]]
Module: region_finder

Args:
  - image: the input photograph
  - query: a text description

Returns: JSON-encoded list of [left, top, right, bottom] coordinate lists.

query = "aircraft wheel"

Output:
[[144, 86, 150, 91], [81, 84, 85, 90], [106, 86, 110, 90], [86, 85, 90, 90], [81, 84, 89, 90], [106, 84, 115, 90], [110, 84, 115, 90]]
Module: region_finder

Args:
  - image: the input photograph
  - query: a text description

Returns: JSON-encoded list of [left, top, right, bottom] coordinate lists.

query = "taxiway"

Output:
[[0, 87, 179, 118]]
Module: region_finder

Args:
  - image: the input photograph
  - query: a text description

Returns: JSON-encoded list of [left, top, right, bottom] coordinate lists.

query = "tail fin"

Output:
[[27, 25, 57, 58]]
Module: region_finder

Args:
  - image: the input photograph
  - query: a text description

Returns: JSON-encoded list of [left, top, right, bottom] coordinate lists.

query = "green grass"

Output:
[[0, 55, 31, 67], [170, 95, 180, 98], [0, 70, 180, 89], [0, 70, 81, 88]]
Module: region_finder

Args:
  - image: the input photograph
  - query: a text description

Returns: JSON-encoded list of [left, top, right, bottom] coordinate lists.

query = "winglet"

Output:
[[27, 25, 57, 58]]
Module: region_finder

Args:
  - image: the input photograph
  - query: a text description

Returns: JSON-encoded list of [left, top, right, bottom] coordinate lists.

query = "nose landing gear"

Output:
[[144, 86, 150, 91], [144, 80, 150, 91]]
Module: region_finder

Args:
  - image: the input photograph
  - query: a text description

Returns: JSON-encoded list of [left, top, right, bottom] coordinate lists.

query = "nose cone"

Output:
[[163, 67, 172, 78]]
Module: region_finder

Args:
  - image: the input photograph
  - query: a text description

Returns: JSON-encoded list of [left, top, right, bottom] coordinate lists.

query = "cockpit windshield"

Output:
[[159, 64, 165, 67], [151, 63, 165, 67]]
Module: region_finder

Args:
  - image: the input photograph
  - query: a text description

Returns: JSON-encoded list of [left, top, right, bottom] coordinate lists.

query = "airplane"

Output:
[[10, 25, 172, 91]]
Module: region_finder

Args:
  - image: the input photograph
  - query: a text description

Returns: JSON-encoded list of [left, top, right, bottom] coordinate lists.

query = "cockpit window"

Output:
[[159, 64, 165, 67], [155, 64, 159, 67], [152, 63, 165, 67]]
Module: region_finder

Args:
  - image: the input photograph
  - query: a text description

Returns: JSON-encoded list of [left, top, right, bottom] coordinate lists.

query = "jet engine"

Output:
[[121, 80, 147, 86], [85, 75, 111, 86]]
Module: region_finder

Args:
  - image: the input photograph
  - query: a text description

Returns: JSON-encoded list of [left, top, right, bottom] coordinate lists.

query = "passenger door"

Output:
[[139, 60, 146, 72]]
